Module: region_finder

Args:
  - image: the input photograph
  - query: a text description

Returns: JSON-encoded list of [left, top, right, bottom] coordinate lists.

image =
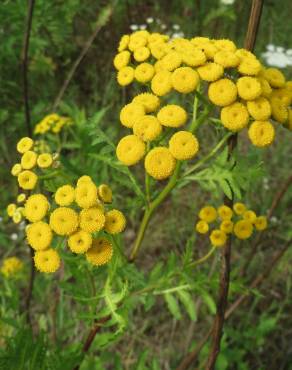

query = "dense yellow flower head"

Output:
[[171, 67, 199, 94], [197, 62, 224, 82], [79, 207, 105, 233], [120, 102, 145, 128], [68, 230, 92, 254], [258, 77, 272, 98], [233, 220, 253, 239], [21, 151, 37, 170], [134, 63, 155, 83], [18, 170, 38, 190], [17, 193, 26, 203], [247, 97, 271, 120], [161, 51, 182, 71], [195, 220, 209, 234], [7, 203, 16, 217], [220, 220, 234, 234], [75, 182, 98, 209], [215, 39, 236, 52], [98, 184, 112, 203], [270, 100, 288, 123], [262, 68, 285, 88], [233, 202, 246, 215], [104, 209, 126, 234], [37, 153, 53, 168], [237, 76, 262, 100], [199, 206, 217, 223], [132, 93, 160, 113], [118, 34, 129, 52], [26, 221, 53, 251], [144, 147, 176, 180], [12, 211, 22, 224], [238, 57, 261, 75], [77, 175, 93, 186], [214, 51, 239, 68], [117, 66, 135, 86], [151, 70, 172, 96], [34, 249, 60, 273], [181, 49, 206, 67], [55, 185, 75, 206], [218, 205, 233, 220], [17, 137, 34, 154], [50, 207, 79, 236], [1, 257, 23, 278], [113, 50, 130, 70], [248, 120, 275, 147], [157, 105, 187, 127], [169, 131, 199, 160], [86, 237, 113, 266], [220, 102, 249, 132], [11, 163, 22, 176], [116, 135, 146, 166], [24, 194, 49, 222], [208, 78, 237, 106], [133, 115, 162, 141], [210, 229, 227, 247], [133, 46, 150, 62], [254, 216, 268, 231], [243, 210, 257, 223]]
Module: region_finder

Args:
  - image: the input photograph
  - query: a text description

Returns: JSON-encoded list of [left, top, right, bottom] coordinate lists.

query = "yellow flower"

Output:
[[11, 163, 22, 176], [118, 34, 130, 52], [270, 88, 292, 107], [18, 170, 38, 190], [181, 49, 206, 67], [235, 49, 256, 60], [233, 220, 253, 239], [77, 175, 93, 186], [258, 77, 272, 98], [49, 207, 79, 236], [151, 70, 172, 96], [68, 230, 92, 254], [208, 78, 237, 106], [128, 35, 147, 51], [117, 66, 134, 86], [79, 207, 105, 233], [237, 77, 262, 100], [215, 39, 236, 52], [220, 220, 233, 234], [199, 206, 217, 223], [218, 205, 233, 220], [133, 115, 162, 141], [21, 151, 37, 170], [116, 135, 146, 166], [134, 63, 155, 83], [247, 97, 271, 120], [243, 210, 257, 223], [197, 62, 224, 82], [248, 120, 275, 147], [154, 60, 167, 72], [17, 193, 26, 203], [133, 46, 150, 62], [262, 68, 285, 88], [254, 216, 268, 231], [7, 203, 16, 217], [37, 153, 53, 168], [113, 50, 131, 70], [195, 220, 209, 234], [24, 194, 49, 222], [169, 131, 199, 160], [144, 147, 176, 180], [55, 185, 75, 206], [98, 184, 112, 203], [86, 237, 113, 266], [120, 102, 145, 128], [26, 221, 53, 251], [75, 182, 98, 209], [157, 104, 187, 127], [161, 51, 182, 71], [171, 67, 199, 94], [220, 102, 249, 131], [210, 229, 227, 247], [150, 42, 168, 60], [1, 257, 23, 278], [233, 202, 246, 215], [104, 209, 126, 234], [17, 137, 34, 154], [12, 211, 22, 224], [132, 93, 160, 113], [214, 50, 239, 68], [270, 100, 288, 123], [34, 249, 61, 273], [237, 57, 261, 75]]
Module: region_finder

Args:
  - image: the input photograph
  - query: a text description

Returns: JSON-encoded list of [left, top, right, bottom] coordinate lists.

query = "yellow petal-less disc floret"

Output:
[[134, 63, 155, 83], [12, 211, 22, 224], [214, 51, 239, 68], [7, 203, 16, 217], [26, 221, 53, 251], [1, 257, 23, 278], [220, 220, 234, 234], [210, 229, 227, 247], [77, 175, 93, 186], [49, 207, 79, 236], [24, 194, 49, 222], [248, 120, 275, 147], [132, 93, 160, 113], [17, 193, 26, 203], [133, 46, 150, 62], [151, 70, 172, 96], [195, 220, 209, 234], [120, 102, 145, 128], [11, 163, 22, 176], [258, 77, 272, 98], [75, 182, 98, 209], [243, 210, 257, 223], [161, 51, 182, 71], [37, 153, 53, 168], [21, 151, 37, 170], [79, 207, 105, 233], [247, 97, 271, 120], [118, 35, 130, 52], [197, 62, 224, 82], [237, 57, 261, 75], [86, 237, 113, 266], [208, 78, 237, 107], [199, 206, 217, 223], [68, 230, 92, 254], [157, 104, 187, 127], [215, 39, 236, 52], [18, 170, 38, 190], [237, 76, 262, 100], [55, 185, 75, 206], [128, 35, 147, 51], [113, 51, 131, 70], [144, 147, 176, 180], [235, 48, 257, 60], [254, 216, 268, 231], [220, 102, 249, 131], [270, 100, 288, 123], [104, 209, 126, 234], [233, 220, 253, 239], [169, 131, 199, 160], [181, 49, 206, 67], [117, 66, 135, 86], [171, 67, 199, 94], [34, 249, 61, 273], [262, 68, 285, 88], [17, 137, 34, 154], [133, 115, 162, 141], [233, 202, 246, 215], [98, 184, 112, 203], [116, 135, 146, 166], [218, 205, 233, 220]]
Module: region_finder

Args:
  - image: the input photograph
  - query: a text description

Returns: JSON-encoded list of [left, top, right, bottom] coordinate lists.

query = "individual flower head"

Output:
[[117, 66, 135, 86], [262, 68, 285, 88], [199, 206, 217, 223], [17, 193, 26, 203], [134, 63, 155, 83], [86, 237, 113, 266], [113, 50, 131, 70], [220, 102, 249, 132], [12, 211, 22, 224], [233, 202, 246, 215], [214, 50, 239, 68], [17, 137, 34, 154], [75, 182, 98, 209], [132, 93, 160, 113], [133, 46, 150, 62], [133, 115, 162, 141], [248, 120, 275, 147], [236, 76, 262, 100], [26, 221, 53, 251], [55, 185, 75, 206], [37, 153, 53, 168], [104, 209, 126, 234], [161, 51, 182, 71], [79, 207, 105, 233], [237, 57, 261, 75], [254, 216, 268, 231], [233, 220, 253, 239], [11, 163, 22, 176], [118, 35, 130, 52], [181, 49, 206, 67], [243, 210, 257, 223], [157, 105, 187, 127], [24, 194, 49, 222], [218, 205, 233, 220], [34, 249, 61, 273], [270, 100, 288, 123], [1, 257, 23, 278], [120, 102, 145, 128], [144, 147, 176, 180], [208, 78, 238, 106], [215, 39, 236, 52], [210, 229, 227, 247], [220, 220, 234, 234], [171, 67, 199, 94], [168, 131, 199, 160], [247, 97, 272, 120], [49, 207, 79, 236], [197, 62, 224, 82], [18, 170, 38, 190], [7, 203, 16, 217], [68, 230, 92, 254], [116, 135, 146, 166], [77, 175, 93, 186], [195, 220, 209, 234], [98, 184, 112, 203], [151, 70, 172, 96]]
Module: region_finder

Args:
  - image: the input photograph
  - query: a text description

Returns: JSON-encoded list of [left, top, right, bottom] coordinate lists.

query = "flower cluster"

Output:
[[195, 203, 268, 247], [34, 113, 72, 135], [114, 31, 292, 168], [1, 257, 23, 278]]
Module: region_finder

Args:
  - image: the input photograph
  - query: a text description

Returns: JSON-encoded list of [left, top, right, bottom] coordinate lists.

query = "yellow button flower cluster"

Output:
[[34, 113, 72, 135], [0, 257, 23, 278], [114, 31, 292, 162], [195, 203, 268, 247]]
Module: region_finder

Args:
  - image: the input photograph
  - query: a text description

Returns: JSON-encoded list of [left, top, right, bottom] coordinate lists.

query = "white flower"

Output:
[[270, 216, 278, 223], [172, 24, 180, 30], [266, 44, 275, 52], [172, 32, 184, 39], [220, 0, 235, 4], [139, 24, 147, 30], [286, 49, 292, 56], [10, 233, 18, 241], [130, 24, 139, 31], [276, 46, 284, 53], [146, 17, 154, 24], [161, 24, 167, 30]]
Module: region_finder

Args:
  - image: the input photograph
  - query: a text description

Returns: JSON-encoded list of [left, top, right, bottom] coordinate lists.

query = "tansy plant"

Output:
[[113, 31, 291, 259]]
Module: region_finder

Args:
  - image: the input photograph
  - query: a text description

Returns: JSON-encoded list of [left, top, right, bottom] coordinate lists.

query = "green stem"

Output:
[[39, 170, 60, 180], [145, 142, 151, 206], [188, 246, 217, 268]]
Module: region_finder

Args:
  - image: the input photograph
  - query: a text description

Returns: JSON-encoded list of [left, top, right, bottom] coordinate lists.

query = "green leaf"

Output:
[[164, 293, 182, 320], [177, 290, 197, 321]]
